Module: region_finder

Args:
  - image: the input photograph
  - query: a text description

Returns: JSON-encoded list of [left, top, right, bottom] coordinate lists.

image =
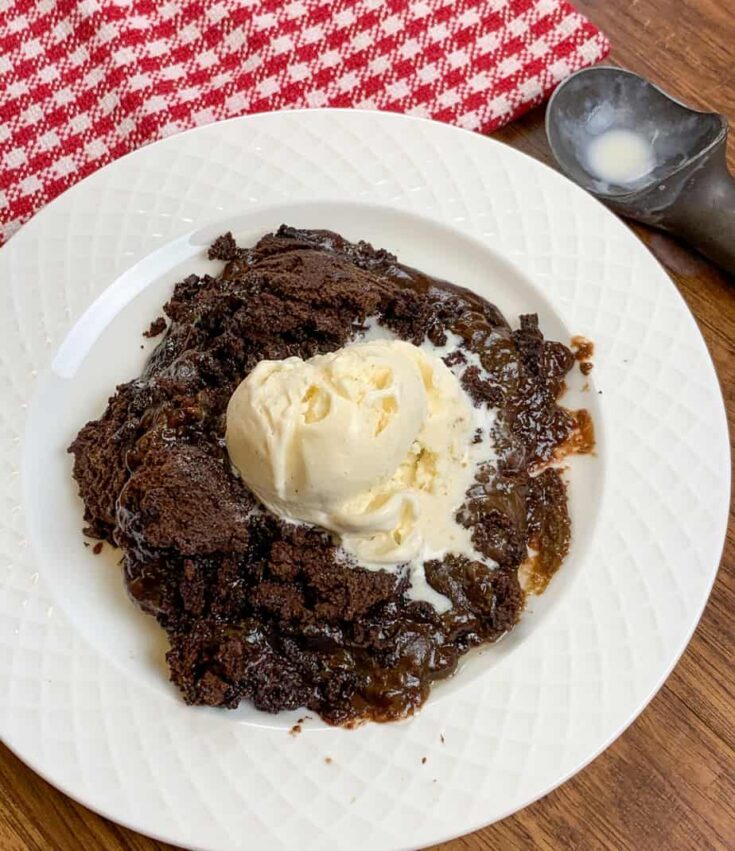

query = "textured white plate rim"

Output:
[[0, 109, 729, 851], [2, 582, 725, 851]]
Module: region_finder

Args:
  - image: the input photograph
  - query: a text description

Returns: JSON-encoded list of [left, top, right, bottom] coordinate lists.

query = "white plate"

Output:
[[0, 110, 729, 850]]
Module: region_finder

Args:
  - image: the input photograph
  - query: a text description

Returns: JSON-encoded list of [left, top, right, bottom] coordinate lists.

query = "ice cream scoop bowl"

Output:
[[546, 66, 735, 275]]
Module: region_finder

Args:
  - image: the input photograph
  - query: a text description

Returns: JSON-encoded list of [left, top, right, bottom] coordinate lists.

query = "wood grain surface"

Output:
[[1, 1, 733, 848]]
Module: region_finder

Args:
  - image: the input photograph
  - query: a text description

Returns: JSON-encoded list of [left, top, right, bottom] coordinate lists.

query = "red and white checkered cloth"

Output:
[[0, 0, 608, 244]]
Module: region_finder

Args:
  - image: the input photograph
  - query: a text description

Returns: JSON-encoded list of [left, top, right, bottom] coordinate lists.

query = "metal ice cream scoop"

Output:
[[546, 66, 735, 276]]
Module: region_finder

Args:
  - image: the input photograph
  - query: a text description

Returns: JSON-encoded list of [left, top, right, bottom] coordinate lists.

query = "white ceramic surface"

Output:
[[0, 110, 729, 851]]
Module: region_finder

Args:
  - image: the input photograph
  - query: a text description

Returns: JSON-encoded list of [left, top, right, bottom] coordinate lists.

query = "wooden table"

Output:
[[2, 2, 733, 848]]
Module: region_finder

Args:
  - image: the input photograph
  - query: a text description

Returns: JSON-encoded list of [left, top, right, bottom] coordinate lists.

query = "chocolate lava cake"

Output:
[[69, 226, 593, 725]]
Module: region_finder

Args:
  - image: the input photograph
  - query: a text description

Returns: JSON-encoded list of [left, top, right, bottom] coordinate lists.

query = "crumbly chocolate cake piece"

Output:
[[143, 316, 167, 338], [69, 226, 592, 725]]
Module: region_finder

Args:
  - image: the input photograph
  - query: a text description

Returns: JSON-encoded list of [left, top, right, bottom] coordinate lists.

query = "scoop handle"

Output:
[[661, 143, 735, 277]]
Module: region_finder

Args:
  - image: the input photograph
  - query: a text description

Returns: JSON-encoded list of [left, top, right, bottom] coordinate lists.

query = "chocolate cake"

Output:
[[68, 226, 593, 725]]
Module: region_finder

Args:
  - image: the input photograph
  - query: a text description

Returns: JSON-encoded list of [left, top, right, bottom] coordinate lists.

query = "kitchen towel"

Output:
[[0, 0, 609, 243]]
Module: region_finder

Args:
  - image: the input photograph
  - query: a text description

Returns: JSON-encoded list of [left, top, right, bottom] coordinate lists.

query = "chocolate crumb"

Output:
[[570, 335, 594, 376], [570, 335, 594, 362], [440, 734, 445, 744], [207, 231, 238, 262], [92, 542, 103, 555], [325, 757, 333, 765], [421, 756, 427, 764], [290, 724, 302, 736], [143, 316, 166, 338], [443, 349, 466, 368]]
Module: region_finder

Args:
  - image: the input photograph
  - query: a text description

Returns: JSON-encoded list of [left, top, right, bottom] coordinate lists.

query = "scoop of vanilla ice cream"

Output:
[[226, 339, 479, 576], [225, 341, 428, 525]]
